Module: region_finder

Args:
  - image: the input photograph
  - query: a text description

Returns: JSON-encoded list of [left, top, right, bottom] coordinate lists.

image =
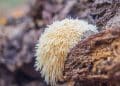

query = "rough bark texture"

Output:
[[63, 28, 120, 86]]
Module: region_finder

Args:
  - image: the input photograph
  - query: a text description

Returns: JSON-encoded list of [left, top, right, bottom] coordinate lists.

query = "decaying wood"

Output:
[[59, 28, 120, 86]]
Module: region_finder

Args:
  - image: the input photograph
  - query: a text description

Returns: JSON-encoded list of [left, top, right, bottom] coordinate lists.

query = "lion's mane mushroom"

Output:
[[35, 18, 98, 86]]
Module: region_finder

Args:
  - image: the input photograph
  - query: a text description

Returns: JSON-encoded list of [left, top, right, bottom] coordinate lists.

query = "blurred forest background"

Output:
[[0, 0, 120, 86]]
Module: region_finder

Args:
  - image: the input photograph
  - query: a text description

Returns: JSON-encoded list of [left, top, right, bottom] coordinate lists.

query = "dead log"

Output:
[[60, 28, 120, 86]]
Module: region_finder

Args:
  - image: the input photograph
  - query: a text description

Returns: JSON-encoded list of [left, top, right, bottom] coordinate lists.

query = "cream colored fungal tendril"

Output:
[[35, 18, 98, 86]]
